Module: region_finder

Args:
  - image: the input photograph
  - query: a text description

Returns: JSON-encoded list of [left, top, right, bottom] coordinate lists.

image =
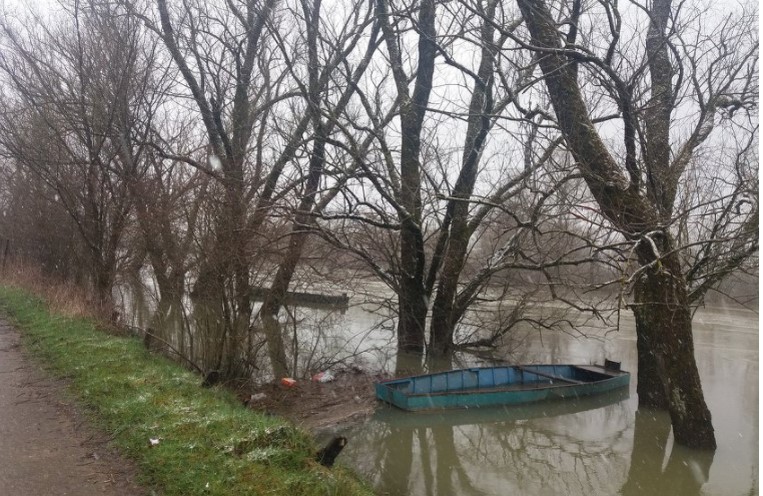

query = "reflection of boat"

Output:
[[375, 364, 630, 412], [372, 387, 630, 427]]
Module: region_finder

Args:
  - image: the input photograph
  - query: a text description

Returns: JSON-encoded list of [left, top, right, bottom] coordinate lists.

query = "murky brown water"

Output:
[[334, 306, 758, 496], [122, 285, 757, 495]]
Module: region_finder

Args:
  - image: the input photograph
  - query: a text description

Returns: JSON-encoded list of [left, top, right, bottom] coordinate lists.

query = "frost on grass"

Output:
[[243, 447, 292, 464], [220, 425, 305, 464], [133, 393, 152, 404]]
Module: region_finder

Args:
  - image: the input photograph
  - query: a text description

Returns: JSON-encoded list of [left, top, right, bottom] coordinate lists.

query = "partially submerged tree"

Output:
[[144, 0, 281, 379], [121, 0, 388, 379], [514, 0, 758, 448], [127, 146, 209, 351], [375, 0, 438, 354], [317, 0, 573, 362], [255, 0, 383, 377]]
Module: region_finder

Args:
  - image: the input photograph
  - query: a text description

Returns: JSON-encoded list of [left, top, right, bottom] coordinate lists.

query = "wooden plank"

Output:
[[576, 365, 627, 377], [516, 366, 585, 385]]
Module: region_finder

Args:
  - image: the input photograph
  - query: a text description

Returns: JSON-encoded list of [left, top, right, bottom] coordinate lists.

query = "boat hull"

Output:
[[375, 364, 630, 411]]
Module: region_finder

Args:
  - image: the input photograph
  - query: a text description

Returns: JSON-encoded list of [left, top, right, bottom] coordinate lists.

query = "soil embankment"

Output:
[[245, 371, 381, 432], [0, 320, 144, 495]]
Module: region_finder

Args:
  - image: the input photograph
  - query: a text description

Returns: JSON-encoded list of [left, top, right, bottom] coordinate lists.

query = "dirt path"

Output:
[[0, 320, 145, 496]]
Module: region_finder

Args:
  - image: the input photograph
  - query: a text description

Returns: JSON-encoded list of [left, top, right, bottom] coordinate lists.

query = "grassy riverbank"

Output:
[[0, 287, 372, 496]]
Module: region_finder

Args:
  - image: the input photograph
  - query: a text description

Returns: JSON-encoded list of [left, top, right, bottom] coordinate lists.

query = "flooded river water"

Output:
[[331, 305, 758, 496], [123, 287, 757, 495]]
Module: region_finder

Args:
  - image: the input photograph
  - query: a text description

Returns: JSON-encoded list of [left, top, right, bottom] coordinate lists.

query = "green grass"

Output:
[[0, 287, 373, 496]]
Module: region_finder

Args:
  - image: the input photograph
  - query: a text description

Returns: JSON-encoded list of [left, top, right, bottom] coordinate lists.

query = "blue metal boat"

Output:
[[375, 363, 630, 411], [373, 387, 630, 427]]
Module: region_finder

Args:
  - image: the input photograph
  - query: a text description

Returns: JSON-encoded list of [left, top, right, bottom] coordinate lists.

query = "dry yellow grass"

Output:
[[0, 263, 99, 320]]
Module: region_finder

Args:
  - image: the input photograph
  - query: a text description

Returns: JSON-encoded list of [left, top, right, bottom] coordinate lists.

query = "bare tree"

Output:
[[0, 163, 88, 283], [118, 0, 304, 378], [514, 0, 757, 449], [121, 0, 387, 378], [127, 143, 209, 354], [0, 1, 162, 311], [300, 0, 580, 367], [374, 0, 438, 353], [255, 0, 382, 377]]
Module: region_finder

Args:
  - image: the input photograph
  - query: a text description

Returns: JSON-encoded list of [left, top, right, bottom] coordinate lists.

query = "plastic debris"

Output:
[[149, 438, 161, 447], [250, 392, 267, 402], [280, 377, 297, 388], [311, 371, 336, 383]]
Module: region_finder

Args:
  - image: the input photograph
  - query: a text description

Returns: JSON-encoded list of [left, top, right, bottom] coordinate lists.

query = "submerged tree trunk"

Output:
[[377, 0, 436, 355], [429, 238, 465, 356], [633, 243, 715, 448], [259, 137, 326, 379], [428, 0, 496, 357], [191, 180, 252, 380], [397, 280, 427, 353], [154, 0, 275, 381]]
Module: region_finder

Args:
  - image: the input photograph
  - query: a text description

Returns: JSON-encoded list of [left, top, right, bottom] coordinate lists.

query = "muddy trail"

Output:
[[0, 320, 145, 496]]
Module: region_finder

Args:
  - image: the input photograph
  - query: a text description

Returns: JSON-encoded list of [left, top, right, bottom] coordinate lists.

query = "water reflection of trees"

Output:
[[620, 409, 714, 496], [343, 400, 633, 496], [123, 287, 406, 379]]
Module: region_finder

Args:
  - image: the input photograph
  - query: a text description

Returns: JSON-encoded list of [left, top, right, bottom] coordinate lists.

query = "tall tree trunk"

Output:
[[93, 257, 115, 311], [259, 138, 325, 378], [634, 0, 680, 410], [378, 0, 436, 355], [516, 0, 716, 449], [191, 179, 252, 380], [633, 279, 668, 409], [633, 241, 715, 448], [429, 0, 496, 356], [223, 180, 252, 379], [429, 238, 465, 356], [397, 278, 427, 353]]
